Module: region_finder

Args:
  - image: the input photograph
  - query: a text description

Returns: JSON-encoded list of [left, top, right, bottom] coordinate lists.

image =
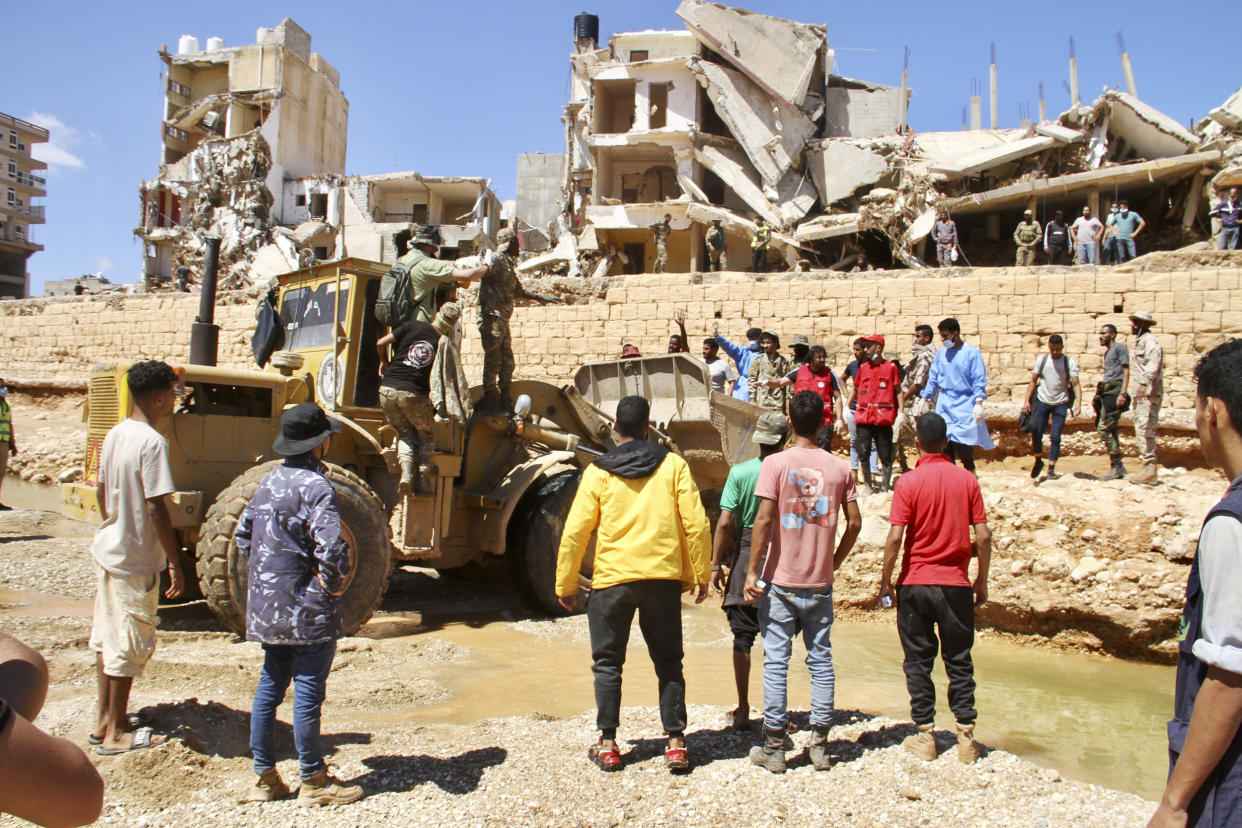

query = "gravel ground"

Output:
[[0, 507, 1158, 827]]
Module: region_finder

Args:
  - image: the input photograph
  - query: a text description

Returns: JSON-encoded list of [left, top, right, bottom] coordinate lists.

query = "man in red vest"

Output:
[[763, 345, 844, 451], [854, 335, 904, 493]]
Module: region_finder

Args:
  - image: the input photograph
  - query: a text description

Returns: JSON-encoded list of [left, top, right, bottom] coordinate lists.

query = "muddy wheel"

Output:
[[507, 470, 592, 616], [196, 461, 394, 636]]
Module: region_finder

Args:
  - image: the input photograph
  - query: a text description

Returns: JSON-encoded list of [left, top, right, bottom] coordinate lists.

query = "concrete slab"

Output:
[[929, 136, 1056, 177], [1034, 123, 1085, 143], [776, 169, 818, 224], [693, 144, 782, 226], [907, 207, 937, 243], [1105, 91, 1196, 159], [824, 76, 906, 138], [676, 0, 825, 108], [792, 213, 860, 241], [807, 142, 889, 206], [690, 59, 816, 190]]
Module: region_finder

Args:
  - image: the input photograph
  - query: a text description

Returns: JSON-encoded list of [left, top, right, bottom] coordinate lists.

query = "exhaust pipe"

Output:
[[189, 237, 221, 366]]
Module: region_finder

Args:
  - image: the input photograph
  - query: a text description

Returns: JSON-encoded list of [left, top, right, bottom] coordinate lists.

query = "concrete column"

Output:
[[986, 213, 1001, 240], [970, 96, 982, 130], [1087, 187, 1100, 218], [689, 222, 702, 272], [1026, 197, 1038, 218], [1182, 171, 1208, 230]]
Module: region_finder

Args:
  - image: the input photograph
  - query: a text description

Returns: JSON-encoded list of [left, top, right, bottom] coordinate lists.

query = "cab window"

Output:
[[281, 281, 350, 349]]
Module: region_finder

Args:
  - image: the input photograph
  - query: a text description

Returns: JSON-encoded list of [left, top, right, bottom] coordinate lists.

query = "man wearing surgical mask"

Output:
[[0, 379, 14, 510]]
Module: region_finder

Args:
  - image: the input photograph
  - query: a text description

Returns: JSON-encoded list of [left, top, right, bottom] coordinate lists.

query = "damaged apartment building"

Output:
[[524, 1, 1241, 275], [135, 18, 498, 289]]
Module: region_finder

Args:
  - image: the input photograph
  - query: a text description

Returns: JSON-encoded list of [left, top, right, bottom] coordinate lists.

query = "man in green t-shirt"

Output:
[[710, 411, 786, 731], [397, 227, 488, 325]]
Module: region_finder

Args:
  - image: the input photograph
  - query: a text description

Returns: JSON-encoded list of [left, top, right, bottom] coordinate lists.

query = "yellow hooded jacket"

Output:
[[555, 440, 711, 597]]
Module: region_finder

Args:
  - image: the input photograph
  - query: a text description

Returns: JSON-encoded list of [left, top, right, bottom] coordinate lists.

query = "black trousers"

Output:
[[947, 440, 976, 473], [816, 423, 835, 453], [897, 585, 977, 726], [587, 579, 686, 737], [751, 247, 767, 273], [1048, 244, 1069, 265], [855, 423, 893, 469]]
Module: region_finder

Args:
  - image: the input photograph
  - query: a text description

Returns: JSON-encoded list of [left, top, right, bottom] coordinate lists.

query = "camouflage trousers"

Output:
[[707, 249, 727, 271], [1015, 246, 1036, 267], [1133, 394, 1161, 465], [379, 387, 435, 481], [479, 314, 515, 398], [1093, 381, 1124, 456], [653, 243, 668, 273]]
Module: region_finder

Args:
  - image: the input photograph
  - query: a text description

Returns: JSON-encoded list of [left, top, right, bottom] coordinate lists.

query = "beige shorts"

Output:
[[89, 565, 159, 678]]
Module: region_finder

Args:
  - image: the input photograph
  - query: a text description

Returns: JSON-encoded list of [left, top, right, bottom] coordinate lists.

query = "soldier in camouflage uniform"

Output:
[[479, 228, 558, 410], [234, 402, 363, 806], [749, 332, 790, 413], [705, 219, 727, 271], [650, 214, 672, 273], [894, 325, 937, 473]]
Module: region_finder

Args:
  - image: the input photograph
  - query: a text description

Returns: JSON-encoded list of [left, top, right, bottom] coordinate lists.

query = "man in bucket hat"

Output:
[[1128, 311, 1164, 485], [397, 225, 487, 326], [234, 402, 363, 806]]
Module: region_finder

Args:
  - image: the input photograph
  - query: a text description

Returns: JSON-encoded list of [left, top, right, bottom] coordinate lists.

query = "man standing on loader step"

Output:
[[478, 227, 558, 411], [400, 226, 487, 325], [556, 395, 711, 774], [377, 303, 461, 496]]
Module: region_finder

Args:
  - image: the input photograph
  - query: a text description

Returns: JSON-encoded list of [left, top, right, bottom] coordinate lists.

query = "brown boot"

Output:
[[239, 769, 290, 803], [1131, 462, 1158, 485], [749, 728, 787, 774], [298, 769, 363, 806], [956, 722, 982, 764], [903, 723, 937, 761]]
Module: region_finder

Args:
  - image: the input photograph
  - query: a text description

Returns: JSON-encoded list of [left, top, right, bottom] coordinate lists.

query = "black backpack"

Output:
[[251, 287, 285, 367], [375, 255, 417, 327]]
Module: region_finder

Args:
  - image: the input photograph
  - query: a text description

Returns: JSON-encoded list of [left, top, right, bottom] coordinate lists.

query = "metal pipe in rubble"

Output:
[[189, 236, 221, 366]]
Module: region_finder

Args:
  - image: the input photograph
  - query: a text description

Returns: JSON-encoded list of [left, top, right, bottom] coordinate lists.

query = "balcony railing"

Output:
[[14, 171, 45, 189], [13, 203, 45, 219]]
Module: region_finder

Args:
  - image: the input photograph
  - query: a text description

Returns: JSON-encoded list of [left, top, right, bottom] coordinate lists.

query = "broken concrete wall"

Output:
[[516, 153, 567, 234], [807, 141, 890, 206], [824, 77, 906, 138]]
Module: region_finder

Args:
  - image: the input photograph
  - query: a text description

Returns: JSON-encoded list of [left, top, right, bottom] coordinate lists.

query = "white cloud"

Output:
[[92, 257, 116, 274], [26, 112, 91, 173]]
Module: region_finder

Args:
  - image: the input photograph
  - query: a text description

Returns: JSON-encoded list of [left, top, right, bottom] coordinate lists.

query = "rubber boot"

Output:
[[903, 723, 937, 761], [955, 722, 982, 764], [239, 769, 291, 803], [806, 725, 832, 771], [749, 728, 786, 774], [298, 770, 363, 806], [413, 464, 436, 498], [480, 389, 503, 412], [397, 462, 416, 497], [1098, 454, 1127, 480], [881, 465, 893, 494], [1131, 462, 1158, 486]]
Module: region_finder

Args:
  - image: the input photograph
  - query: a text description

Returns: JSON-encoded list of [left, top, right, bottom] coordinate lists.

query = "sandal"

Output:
[[588, 739, 622, 772], [665, 744, 690, 774], [96, 726, 165, 755], [88, 713, 148, 745]]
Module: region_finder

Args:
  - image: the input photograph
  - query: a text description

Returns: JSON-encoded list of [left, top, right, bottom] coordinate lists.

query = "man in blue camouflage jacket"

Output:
[[234, 402, 363, 807]]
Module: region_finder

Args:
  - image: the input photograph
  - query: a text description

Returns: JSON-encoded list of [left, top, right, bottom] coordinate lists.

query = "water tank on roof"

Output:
[[574, 13, 599, 44], [206, 36, 225, 51], [177, 35, 199, 55]]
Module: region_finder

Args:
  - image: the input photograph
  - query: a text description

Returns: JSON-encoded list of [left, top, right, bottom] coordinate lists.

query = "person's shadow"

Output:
[[142, 698, 371, 759], [355, 747, 508, 794]]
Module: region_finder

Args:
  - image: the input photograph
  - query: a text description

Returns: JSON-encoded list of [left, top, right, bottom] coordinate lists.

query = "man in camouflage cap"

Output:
[[478, 228, 559, 410]]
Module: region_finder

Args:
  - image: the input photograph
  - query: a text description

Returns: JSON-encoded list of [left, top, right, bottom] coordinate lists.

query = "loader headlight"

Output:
[[317, 354, 344, 408]]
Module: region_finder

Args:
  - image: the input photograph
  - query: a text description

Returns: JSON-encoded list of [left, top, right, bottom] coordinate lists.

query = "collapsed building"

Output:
[[135, 18, 499, 289], [519, 1, 1242, 275]]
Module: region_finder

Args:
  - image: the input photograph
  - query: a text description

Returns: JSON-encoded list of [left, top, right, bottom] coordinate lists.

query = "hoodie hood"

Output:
[[594, 438, 669, 479]]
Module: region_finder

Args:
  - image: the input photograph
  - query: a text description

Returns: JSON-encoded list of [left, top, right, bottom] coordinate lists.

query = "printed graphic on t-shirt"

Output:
[[403, 340, 435, 370], [781, 467, 833, 529]]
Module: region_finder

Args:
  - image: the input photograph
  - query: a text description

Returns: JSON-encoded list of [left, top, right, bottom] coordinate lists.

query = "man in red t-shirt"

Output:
[[743, 391, 861, 774], [854, 335, 905, 493], [879, 412, 992, 765]]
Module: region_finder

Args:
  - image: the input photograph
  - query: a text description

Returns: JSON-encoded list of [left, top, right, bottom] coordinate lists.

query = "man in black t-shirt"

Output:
[[377, 303, 459, 496]]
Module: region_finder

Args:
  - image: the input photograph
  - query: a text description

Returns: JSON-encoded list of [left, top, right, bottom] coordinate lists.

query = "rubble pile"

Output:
[[534, 1, 1242, 275]]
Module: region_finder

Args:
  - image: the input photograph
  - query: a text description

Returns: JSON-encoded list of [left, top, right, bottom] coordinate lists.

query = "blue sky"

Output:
[[10, 1, 1234, 295]]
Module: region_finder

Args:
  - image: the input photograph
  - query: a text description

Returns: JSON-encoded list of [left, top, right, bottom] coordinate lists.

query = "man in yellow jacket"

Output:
[[557, 395, 711, 774]]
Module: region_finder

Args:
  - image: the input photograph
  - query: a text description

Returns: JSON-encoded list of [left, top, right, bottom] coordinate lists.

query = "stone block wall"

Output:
[[3, 266, 1240, 417]]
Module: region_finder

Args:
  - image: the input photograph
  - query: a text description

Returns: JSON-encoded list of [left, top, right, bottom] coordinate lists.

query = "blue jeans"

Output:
[[1032, 400, 1069, 463], [1115, 238, 1137, 263], [845, 407, 879, 473], [1077, 242, 1098, 264], [1220, 226, 1240, 250], [759, 585, 835, 731], [250, 641, 337, 778]]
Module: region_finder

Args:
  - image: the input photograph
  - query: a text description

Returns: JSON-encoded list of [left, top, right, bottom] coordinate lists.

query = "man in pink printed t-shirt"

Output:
[[744, 390, 862, 774]]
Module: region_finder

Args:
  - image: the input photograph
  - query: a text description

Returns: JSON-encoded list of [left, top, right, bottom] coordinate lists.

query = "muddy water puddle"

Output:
[[380, 601, 1171, 801], [0, 586, 91, 618]]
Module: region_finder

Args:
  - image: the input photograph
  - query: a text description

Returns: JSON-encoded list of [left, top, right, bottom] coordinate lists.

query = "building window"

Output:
[[310, 193, 328, 218], [167, 79, 191, 97], [6, 188, 13, 206], [295, 194, 307, 207], [6, 161, 14, 178], [7, 132, 15, 149], [411, 203, 428, 225], [15, 224, 24, 239], [629, 50, 649, 62]]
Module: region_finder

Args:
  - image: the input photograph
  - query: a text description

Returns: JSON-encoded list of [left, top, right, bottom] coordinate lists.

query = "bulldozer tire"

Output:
[[507, 470, 591, 616], [196, 461, 394, 637]]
